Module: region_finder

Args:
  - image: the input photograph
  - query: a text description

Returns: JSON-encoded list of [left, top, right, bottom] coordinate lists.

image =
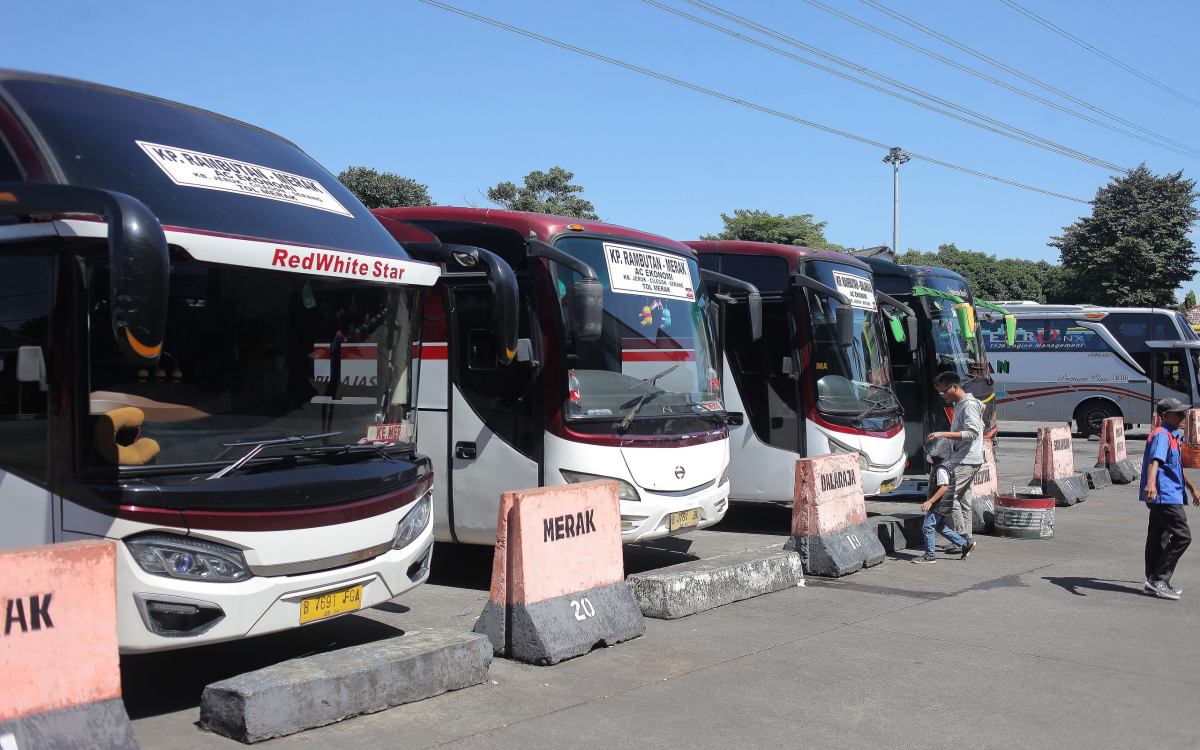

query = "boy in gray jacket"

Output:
[[926, 371, 985, 544]]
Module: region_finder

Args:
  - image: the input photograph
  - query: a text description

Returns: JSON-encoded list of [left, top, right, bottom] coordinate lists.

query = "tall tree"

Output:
[[701, 209, 848, 252], [337, 166, 435, 209], [485, 167, 598, 220], [1050, 164, 1199, 306], [1181, 289, 1197, 312]]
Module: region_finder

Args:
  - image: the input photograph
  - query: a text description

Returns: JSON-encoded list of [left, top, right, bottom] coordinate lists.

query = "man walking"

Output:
[[1141, 398, 1197, 600], [925, 371, 984, 545]]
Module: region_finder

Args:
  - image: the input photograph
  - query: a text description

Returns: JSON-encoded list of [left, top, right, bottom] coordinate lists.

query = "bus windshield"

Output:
[[918, 276, 983, 376], [87, 261, 422, 468], [804, 261, 899, 414], [551, 237, 722, 423]]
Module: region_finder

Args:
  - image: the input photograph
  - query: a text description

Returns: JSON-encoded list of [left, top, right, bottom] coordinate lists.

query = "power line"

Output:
[[994, 0, 1200, 108], [416, 0, 1090, 203], [1093, 0, 1199, 65], [655, 0, 1124, 170], [853, 0, 1200, 159]]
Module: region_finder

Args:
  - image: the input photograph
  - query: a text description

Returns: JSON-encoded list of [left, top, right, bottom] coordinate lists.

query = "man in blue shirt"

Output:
[[1141, 398, 1197, 600]]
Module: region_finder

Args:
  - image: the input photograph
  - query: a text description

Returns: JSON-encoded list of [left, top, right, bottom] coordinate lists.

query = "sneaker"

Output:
[[911, 553, 938, 564], [941, 545, 962, 555], [1150, 580, 1181, 600], [960, 539, 977, 559], [1143, 580, 1157, 595]]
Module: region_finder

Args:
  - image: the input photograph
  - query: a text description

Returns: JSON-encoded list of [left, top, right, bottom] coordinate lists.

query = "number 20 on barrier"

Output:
[[571, 597, 596, 621]]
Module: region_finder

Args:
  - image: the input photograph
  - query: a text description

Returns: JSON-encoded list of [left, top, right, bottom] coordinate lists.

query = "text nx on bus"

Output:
[[0, 72, 444, 652]]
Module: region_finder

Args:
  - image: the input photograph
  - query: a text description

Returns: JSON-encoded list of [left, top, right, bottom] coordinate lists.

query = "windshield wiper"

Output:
[[293, 443, 401, 461], [619, 365, 680, 430], [204, 432, 341, 481]]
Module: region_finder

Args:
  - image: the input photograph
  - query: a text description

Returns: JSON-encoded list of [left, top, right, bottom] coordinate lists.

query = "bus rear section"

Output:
[[371, 208, 732, 545], [860, 259, 996, 473], [0, 72, 440, 653], [689, 241, 908, 499], [980, 304, 1200, 434]]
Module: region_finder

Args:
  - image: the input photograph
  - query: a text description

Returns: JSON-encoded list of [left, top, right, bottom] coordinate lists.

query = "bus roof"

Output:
[[994, 304, 1178, 316], [682, 240, 869, 275], [373, 206, 695, 256]]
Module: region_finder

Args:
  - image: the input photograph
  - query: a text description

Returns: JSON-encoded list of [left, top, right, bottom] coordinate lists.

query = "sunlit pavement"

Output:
[[127, 422, 1200, 749]]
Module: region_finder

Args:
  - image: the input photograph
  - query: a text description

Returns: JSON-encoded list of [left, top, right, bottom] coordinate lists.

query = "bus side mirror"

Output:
[[700, 268, 761, 342], [747, 290, 763, 342], [955, 303, 976, 338], [1005, 314, 1016, 347], [572, 278, 604, 341], [0, 183, 168, 366], [836, 305, 855, 348]]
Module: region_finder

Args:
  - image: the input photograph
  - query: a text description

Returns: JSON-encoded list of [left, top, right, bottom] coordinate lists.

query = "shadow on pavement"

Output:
[[1042, 576, 1145, 597], [426, 541, 495, 591], [120, 615, 404, 719], [706, 500, 792, 535]]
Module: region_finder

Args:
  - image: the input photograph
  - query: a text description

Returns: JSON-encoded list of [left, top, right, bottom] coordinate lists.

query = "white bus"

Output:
[[980, 303, 1200, 434], [0, 72, 442, 652]]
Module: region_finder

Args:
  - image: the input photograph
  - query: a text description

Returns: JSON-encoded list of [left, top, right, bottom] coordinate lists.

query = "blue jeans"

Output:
[[924, 511, 967, 555]]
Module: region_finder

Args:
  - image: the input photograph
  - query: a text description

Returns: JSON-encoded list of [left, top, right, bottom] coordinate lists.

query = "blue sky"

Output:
[[4, 0, 1199, 294]]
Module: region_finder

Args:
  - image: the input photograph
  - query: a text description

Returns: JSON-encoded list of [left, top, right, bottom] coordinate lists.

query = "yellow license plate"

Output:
[[669, 509, 701, 532], [299, 585, 362, 624], [878, 479, 898, 494]]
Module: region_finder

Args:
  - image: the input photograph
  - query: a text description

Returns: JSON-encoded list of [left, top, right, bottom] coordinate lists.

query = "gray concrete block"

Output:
[[874, 518, 910, 553], [199, 629, 492, 743], [1077, 467, 1111, 490], [626, 547, 804, 619], [786, 521, 886, 577], [476, 581, 645, 666], [1024, 476, 1086, 506], [972, 494, 996, 535], [0, 698, 139, 750], [1099, 459, 1139, 484]]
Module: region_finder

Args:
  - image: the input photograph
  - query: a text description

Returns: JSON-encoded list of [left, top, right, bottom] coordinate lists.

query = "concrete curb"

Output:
[[786, 521, 886, 577], [1077, 467, 1111, 490], [626, 546, 804, 619], [873, 515, 924, 552], [1024, 476, 1087, 506], [199, 629, 492, 743], [1098, 459, 1139, 484], [0, 698, 139, 750]]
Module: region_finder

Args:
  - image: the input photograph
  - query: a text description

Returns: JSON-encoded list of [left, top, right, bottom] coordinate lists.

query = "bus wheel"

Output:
[[1075, 399, 1119, 438]]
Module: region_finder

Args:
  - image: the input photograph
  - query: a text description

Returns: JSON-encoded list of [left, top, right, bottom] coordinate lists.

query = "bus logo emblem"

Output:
[[675, 466, 686, 479]]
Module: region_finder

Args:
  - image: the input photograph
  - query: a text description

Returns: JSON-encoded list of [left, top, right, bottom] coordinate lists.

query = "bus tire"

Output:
[[1075, 399, 1120, 438]]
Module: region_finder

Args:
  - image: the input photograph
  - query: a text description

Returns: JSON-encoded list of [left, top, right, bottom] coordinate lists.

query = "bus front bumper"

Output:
[[620, 479, 731, 544]]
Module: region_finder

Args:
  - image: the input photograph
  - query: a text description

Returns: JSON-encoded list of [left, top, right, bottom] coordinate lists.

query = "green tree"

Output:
[[485, 167, 598, 220], [895, 243, 1049, 302], [700, 209, 848, 252], [337, 166, 435, 209], [1181, 289, 1197, 312], [1050, 164, 1199, 307]]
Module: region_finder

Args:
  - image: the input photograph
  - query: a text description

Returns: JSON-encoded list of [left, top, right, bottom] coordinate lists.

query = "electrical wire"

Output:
[[994, 0, 1200, 108], [1092, 0, 1199, 66], [416, 0, 1090, 203], [852, 0, 1200, 158], [655, 0, 1124, 170]]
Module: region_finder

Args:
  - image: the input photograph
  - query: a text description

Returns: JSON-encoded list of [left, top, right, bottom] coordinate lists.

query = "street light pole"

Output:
[[882, 147, 911, 257]]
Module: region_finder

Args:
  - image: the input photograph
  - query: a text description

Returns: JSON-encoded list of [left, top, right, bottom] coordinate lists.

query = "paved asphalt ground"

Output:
[[126, 423, 1200, 749]]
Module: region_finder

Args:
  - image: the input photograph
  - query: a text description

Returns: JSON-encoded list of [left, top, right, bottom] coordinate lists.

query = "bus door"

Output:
[[1147, 343, 1198, 408], [445, 281, 541, 544], [883, 296, 925, 466]]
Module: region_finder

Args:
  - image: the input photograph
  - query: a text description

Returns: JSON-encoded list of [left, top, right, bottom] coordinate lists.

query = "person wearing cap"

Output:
[[926, 371, 985, 547], [1140, 397, 1197, 600], [912, 436, 976, 563]]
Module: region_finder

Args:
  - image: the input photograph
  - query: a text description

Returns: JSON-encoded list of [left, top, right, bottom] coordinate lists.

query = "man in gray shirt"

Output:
[[926, 371, 985, 542]]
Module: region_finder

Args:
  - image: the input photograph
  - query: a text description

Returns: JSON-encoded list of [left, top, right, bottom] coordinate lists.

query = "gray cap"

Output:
[[925, 436, 954, 464], [1156, 397, 1190, 415]]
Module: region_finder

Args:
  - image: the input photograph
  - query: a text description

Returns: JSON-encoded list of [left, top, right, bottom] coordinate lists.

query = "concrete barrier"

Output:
[[1025, 425, 1087, 506], [1095, 417, 1138, 483], [199, 629, 491, 743], [473, 481, 645, 665], [1183, 410, 1200, 469], [626, 547, 804, 619], [971, 439, 999, 534], [0, 540, 138, 750], [785, 453, 886, 577]]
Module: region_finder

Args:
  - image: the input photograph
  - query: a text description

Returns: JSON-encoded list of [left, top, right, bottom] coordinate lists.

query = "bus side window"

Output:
[[0, 255, 51, 483]]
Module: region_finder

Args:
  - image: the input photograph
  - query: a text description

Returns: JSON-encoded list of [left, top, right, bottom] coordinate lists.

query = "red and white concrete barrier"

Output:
[[1026, 425, 1087, 506], [1095, 416, 1138, 483], [473, 481, 645, 665], [787, 453, 885, 576]]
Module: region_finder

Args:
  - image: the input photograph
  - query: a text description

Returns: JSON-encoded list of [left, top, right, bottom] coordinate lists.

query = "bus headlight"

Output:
[[393, 493, 433, 550], [560, 470, 641, 502], [827, 436, 869, 472], [719, 462, 730, 487], [126, 534, 251, 583]]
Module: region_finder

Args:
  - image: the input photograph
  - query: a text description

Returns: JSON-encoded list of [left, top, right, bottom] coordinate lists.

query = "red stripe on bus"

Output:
[[621, 351, 696, 362]]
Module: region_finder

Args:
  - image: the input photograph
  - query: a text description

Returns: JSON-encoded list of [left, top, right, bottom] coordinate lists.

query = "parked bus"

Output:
[[371, 208, 750, 544], [687, 241, 911, 498], [857, 260, 999, 472], [0, 72, 446, 652], [980, 303, 1200, 434]]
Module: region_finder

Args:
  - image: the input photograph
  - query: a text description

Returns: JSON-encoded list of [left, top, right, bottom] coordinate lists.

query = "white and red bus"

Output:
[[689, 241, 911, 498], [372, 208, 757, 544], [0, 72, 444, 652]]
